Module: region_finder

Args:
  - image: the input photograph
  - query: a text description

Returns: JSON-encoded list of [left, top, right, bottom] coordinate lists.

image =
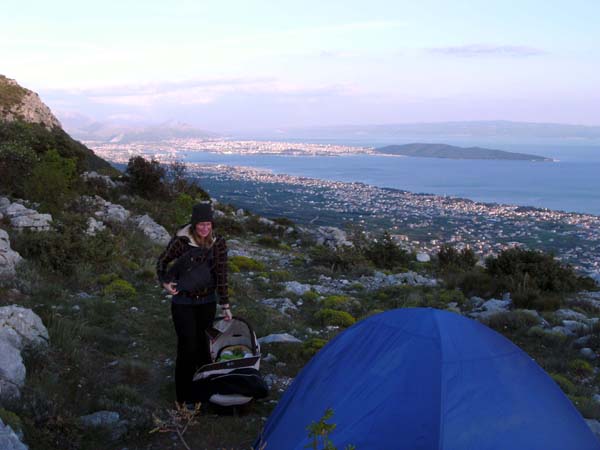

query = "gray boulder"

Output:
[[580, 348, 597, 360], [92, 196, 130, 223], [283, 281, 313, 296], [131, 214, 170, 245], [258, 333, 302, 344], [0, 202, 52, 231], [0, 229, 22, 278], [0, 418, 28, 450], [469, 298, 512, 319], [85, 217, 106, 236], [79, 410, 128, 440], [0, 340, 25, 401], [315, 226, 353, 248], [0, 305, 49, 350], [555, 309, 588, 321], [416, 252, 431, 263], [82, 171, 117, 188], [261, 298, 298, 316]]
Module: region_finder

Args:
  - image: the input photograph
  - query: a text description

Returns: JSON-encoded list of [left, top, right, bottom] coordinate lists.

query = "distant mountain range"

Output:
[[375, 143, 552, 161], [60, 115, 219, 143], [248, 120, 600, 141]]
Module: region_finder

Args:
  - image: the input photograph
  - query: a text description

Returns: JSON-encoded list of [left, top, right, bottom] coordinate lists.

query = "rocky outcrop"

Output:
[[0, 75, 61, 130], [261, 297, 298, 316], [79, 410, 128, 440], [314, 226, 353, 248], [358, 271, 438, 290], [0, 229, 22, 278], [131, 214, 170, 245], [0, 199, 52, 231], [90, 196, 130, 224], [85, 217, 106, 236], [81, 171, 117, 188], [0, 306, 49, 402]]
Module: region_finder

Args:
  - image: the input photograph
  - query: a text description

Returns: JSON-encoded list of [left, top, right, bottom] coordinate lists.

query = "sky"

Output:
[[2, 0, 599, 131]]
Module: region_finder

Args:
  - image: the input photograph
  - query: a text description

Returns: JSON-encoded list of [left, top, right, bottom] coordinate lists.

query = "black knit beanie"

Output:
[[190, 202, 213, 227]]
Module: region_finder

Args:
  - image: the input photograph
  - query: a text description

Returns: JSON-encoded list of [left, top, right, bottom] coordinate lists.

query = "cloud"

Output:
[[427, 44, 546, 57]]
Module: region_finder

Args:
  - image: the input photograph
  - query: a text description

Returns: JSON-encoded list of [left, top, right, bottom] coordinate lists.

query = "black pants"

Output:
[[171, 301, 217, 403]]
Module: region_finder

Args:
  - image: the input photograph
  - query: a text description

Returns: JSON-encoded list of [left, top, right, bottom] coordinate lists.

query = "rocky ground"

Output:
[[1, 182, 600, 449]]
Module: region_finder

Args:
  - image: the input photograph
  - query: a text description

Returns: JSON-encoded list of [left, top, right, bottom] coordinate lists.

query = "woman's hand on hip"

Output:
[[163, 281, 179, 295]]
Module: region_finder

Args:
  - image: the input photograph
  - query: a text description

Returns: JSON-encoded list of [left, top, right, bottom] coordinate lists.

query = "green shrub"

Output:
[[302, 337, 328, 358], [309, 244, 370, 274], [551, 373, 576, 395], [568, 359, 594, 378], [229, 255, 265, 271], [97, 273, 120, 285], [106, 384, 143, 406], [103, 279, 137, 300], [269, 270, 292, 282], [361, 231, 411, 270], [487, 248, 595, 295], [437, 244, 477, 271], [443, 268, 498, 298], [314, 309, 356, 328], [23, 149, 78, 214], [322, 295, 351, 310], [125, 156, 169, 199], [257, 235, 281, 248], [0, 141, 38, 196], [302, 290, 320, 302]]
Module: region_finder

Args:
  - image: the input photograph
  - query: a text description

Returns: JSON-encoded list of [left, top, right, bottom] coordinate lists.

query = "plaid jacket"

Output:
[[156, 224, 228, 305]]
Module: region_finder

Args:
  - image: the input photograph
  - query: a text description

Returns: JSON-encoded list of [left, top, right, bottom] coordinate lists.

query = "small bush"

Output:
[[103, 279, 137, 300], [569, 396, 600, 420], [568, 359, 594, 378], [302, 337, 328, 358], [257, 235, 281, 248], [314, 308, 356, 328], [551, 373, 576, 395], [361, 231, 411, 270], [309, 244, 371, 275], [269, 270, 292, 282], [302, 290, 320, 302], [97, 273, 120, 285], [229, 255, 265, 272], [322, 295, 351, 310]]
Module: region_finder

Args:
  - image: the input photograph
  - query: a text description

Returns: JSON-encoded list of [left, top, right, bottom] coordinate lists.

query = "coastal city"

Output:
[[85, 138, 374, 159], [88, 143, 600, 280]]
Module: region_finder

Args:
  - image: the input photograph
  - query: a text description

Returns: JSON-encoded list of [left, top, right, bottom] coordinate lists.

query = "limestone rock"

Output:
[[82, 171, 117, 188], [0, 201, 52, 231], [85, 217, 106, 236], [261, 298, 298, 316], [79, 410, 128, 440], [0, 340, 25, 401], [416, 252, 431, 263], [131, 214, 170, 245], [0, 305, 49, 350], [315, 226, 353, 248], [469, 298, 511, 319], [0, 418, 28, 450], [555, 309, 588, 321], [580, 348, 597, 360], [258, 333, 302, 344], [92, 196, 130, 223], [283, 281, 313, 296], [0, 229, 22, 278], [0, 75, 61, 130]]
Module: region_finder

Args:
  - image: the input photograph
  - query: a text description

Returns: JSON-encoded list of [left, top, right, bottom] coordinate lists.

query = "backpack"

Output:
[[167, 244, 215, 293]]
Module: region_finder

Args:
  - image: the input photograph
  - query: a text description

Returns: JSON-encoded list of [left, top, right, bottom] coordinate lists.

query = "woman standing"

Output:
[[156, 201, 231, 406]]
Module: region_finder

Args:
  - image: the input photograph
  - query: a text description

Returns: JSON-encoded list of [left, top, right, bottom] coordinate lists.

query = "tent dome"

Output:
[[256, 308, 600, 450]]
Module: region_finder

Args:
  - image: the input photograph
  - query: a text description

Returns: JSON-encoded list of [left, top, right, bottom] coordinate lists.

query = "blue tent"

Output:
[[256, 308, 600, 450]]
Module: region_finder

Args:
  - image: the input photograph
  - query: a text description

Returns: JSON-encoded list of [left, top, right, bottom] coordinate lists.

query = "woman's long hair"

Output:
[[191, 226, 215, 248]]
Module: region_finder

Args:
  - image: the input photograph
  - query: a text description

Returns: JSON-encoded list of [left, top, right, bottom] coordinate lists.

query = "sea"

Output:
[[180, 138, 600, 216]]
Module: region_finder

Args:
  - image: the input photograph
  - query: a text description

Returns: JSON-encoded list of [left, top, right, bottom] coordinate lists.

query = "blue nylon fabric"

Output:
[[256, 308, 600, 450]]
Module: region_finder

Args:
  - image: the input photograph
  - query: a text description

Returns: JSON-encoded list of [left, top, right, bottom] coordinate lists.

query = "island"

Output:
[[375, 143, 552, 161]]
